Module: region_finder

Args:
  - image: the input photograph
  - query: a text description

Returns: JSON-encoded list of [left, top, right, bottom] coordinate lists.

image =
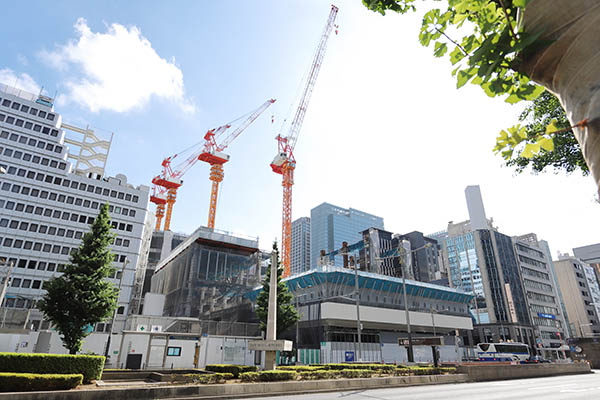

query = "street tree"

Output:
[[505, 90, 588, 176], [255, 242, 300, 336], [363, 0, 600, 193], [38, 203, 119, 354]]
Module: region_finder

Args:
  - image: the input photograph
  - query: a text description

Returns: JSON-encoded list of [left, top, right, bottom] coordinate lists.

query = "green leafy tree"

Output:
[[503, 90, 588, 175], [255, 242, 300, 336], [363, 0, 600, 194], [38, 203, 119, 354]]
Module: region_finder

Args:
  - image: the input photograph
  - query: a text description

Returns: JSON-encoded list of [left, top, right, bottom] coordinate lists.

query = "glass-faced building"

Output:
[[291, 217, 310, 276], [310, 203, 383, 269], [151, 227, 263, 318], [443, 221, 537, 349]]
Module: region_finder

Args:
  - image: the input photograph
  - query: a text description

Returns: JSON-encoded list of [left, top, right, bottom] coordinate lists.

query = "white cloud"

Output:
[[0, 68, 41, 94], [40, 18, 195, 113]]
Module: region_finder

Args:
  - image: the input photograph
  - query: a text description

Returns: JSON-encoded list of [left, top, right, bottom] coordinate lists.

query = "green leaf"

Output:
[[434, 41, 448, 57], [456, 68, 475, 88], [522, 142, 541, 158], [538, 137, 554, 152], [513, 0, 531, 8], [545, 119, 559, 134], [505, 93, 522, 104]]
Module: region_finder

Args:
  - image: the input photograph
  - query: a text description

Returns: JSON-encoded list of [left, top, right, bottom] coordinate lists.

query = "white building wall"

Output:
[[0, 85, 151, 334]]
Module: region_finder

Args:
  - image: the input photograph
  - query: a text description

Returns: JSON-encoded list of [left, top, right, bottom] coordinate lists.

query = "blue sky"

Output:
[[1, 1, 598, 255]]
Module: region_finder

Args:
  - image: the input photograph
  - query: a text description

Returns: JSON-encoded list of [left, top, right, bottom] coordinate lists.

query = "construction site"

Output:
[[145, 5, 340, 317]]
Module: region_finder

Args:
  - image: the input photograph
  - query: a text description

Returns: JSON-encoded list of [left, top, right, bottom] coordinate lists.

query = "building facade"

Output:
[[310, 203, 383, 269], [247, 265, 474, 363], [291, 217, 310, 276], [574, 243, 600, 276], [441, 186, 539, 350], [513, 234, 567, 354], [150, 227, 263, 318], [0, 84, 151, 333], [554, 256, 600, 338], [394, 231, 442, 283], [138, 230, 189, 313]]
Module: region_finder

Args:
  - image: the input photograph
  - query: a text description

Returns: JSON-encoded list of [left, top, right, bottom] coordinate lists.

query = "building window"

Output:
[[167, 347, 181, 356]]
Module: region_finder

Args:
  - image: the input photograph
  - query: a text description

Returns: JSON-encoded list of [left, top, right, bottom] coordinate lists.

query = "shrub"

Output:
[[0, 353, 104, 383], [278, 365, 322, 372], [338, 369, 373, 378], [240, 370, 298, 382], [0, 373, 83, 392], [205, 364, 258, 378], [186, 372, 234, 384], [315, 363, 394, 372], [240, 372, 259, 382], [300, 370, 337, 380]]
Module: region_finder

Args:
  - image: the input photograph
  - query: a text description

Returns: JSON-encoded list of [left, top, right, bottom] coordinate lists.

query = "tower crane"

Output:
[[151, 98, 276, 231], [271, 5, 338, 277]]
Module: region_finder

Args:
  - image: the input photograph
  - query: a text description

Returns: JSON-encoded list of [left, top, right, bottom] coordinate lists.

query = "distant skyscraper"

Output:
[[291, 217, 310, 275], [465, 185, 488, 230], [310, 203, 384, 268]]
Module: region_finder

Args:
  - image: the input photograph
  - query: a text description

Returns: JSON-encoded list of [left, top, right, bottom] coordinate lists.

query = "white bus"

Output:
[[476, 343, 530, 362]]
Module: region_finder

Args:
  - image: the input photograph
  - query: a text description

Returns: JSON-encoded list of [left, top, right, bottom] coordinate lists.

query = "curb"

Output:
[[0, 374, 468, 400]]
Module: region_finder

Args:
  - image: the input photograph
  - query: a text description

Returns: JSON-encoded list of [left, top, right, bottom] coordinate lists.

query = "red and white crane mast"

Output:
[[271, 4, 339, 277]]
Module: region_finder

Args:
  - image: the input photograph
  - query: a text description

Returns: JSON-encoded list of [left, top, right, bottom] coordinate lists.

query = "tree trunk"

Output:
[[519, 0, 600, 195]]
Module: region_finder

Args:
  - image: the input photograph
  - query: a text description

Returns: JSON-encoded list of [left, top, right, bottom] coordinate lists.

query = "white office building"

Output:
[[513, 234, 568, 356], [0, 83, 151, 335]]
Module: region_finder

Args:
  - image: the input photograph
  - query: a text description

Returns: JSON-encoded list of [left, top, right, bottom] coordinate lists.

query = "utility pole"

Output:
[[401, 242, 414, 363], [264, 250, 278, 370], [353, 246, 362, 362]]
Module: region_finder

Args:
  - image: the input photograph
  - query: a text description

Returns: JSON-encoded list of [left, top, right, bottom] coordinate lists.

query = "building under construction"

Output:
[[150, 227, 265, 319]]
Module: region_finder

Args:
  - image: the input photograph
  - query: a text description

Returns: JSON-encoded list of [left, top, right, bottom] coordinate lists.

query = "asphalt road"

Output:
[[247, 371, 600, 400]]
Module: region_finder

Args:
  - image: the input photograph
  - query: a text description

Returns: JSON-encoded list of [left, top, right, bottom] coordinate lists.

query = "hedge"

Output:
[[394, 367, 457, 376], [278, 365, 322, 372], [0, 373, 83, 392], [185, 372, 234, 384], [0, 353, 104, 383], [313, 363, 395, 372], [205, 364, 257, 378], [299, 370, 337, 380], [240, 370, 298, 382]]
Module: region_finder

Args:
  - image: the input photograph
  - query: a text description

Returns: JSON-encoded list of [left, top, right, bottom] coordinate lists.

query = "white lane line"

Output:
[[528, 383, 578, 390]]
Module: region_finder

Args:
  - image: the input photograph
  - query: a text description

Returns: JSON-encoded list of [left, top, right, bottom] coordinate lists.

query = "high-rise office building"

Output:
[[310, 203, 384, 268], [554, 255, 600, 338], [442, 186, 537, 348], [291, 217, 310, 275], [465, 185, 488, 230], [513, 234, 568, 354], [0, 83, 151, 333]]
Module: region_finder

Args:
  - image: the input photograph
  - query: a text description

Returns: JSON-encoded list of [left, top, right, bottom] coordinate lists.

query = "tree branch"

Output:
[[433, 26, 469, 56], [498, 0, 517, 43]]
